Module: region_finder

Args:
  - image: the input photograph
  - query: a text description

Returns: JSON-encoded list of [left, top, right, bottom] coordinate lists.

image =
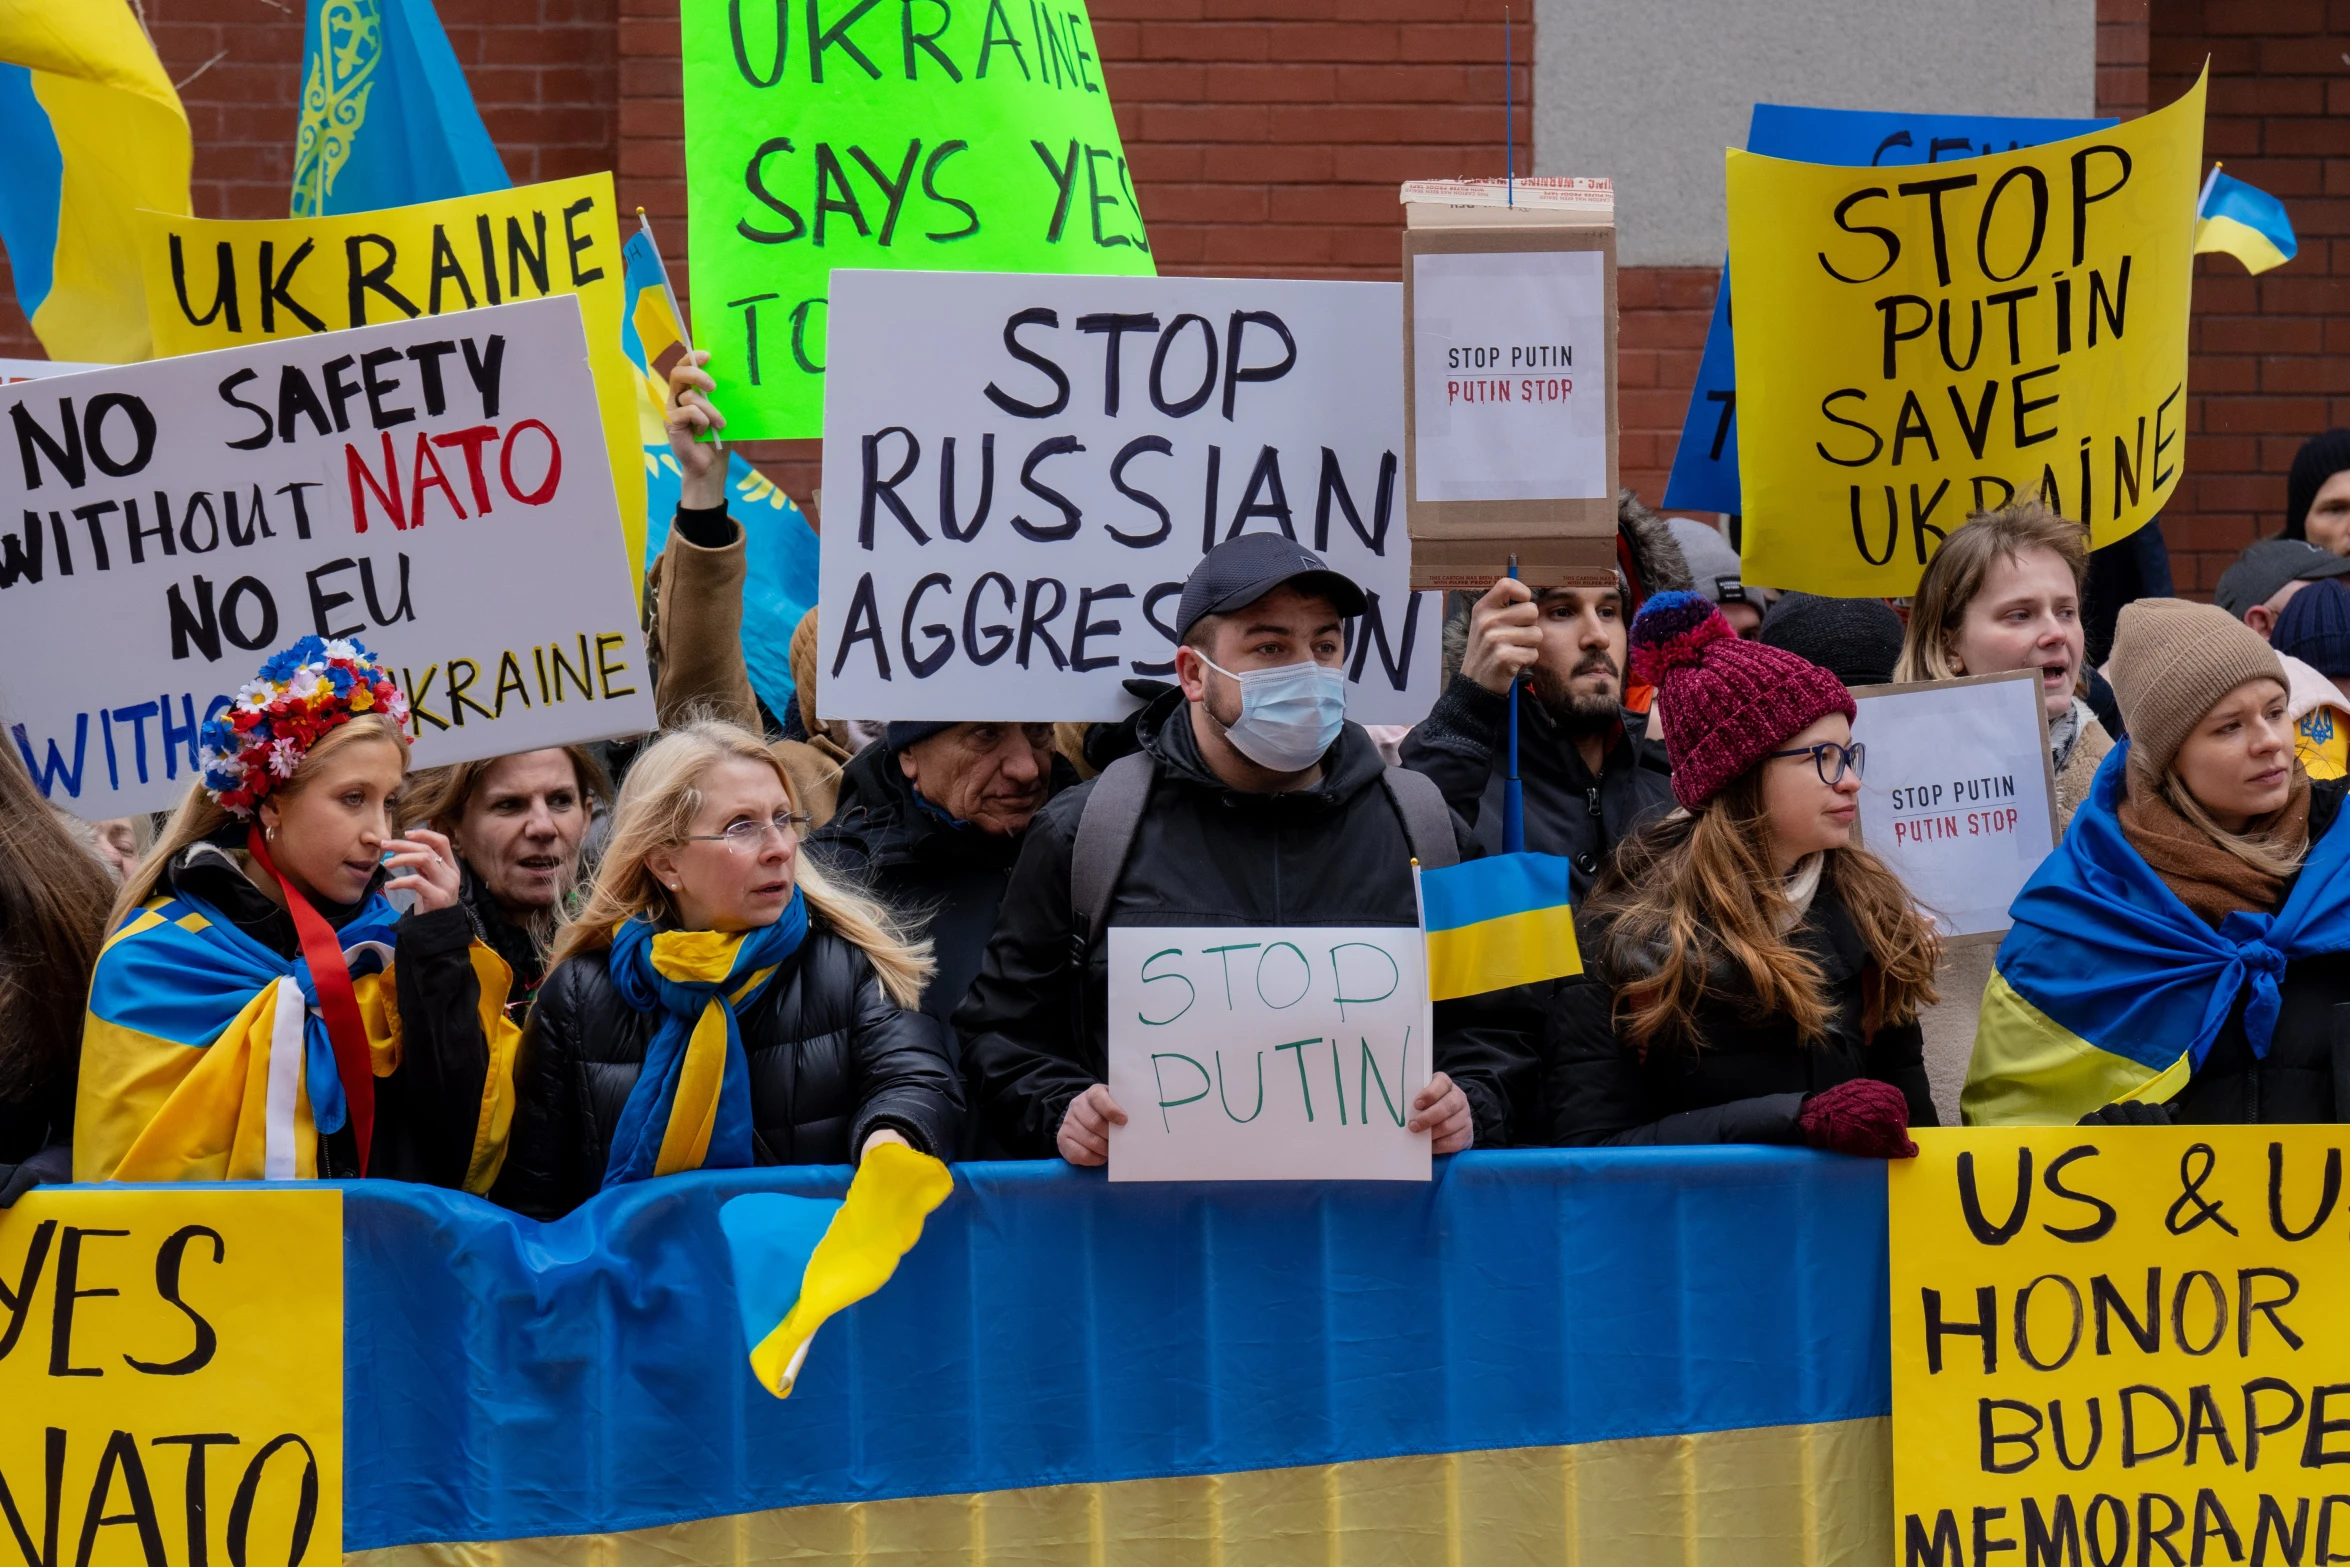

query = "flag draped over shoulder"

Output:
[[0, 0, 190, 361], [77, 890, 520, 1188], [1964, 743, 2350, 1125], [291, 0, 507, 216]]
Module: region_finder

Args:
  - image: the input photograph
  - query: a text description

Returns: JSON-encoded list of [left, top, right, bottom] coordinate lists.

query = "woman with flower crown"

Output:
[[76, 637, 522, 1188]]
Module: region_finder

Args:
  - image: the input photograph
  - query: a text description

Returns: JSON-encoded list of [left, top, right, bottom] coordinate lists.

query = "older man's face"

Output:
[[900, 722, 1056, 835]]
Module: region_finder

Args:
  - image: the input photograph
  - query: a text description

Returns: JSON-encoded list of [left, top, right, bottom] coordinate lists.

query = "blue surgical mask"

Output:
[[1200, 655, 1348, 772]]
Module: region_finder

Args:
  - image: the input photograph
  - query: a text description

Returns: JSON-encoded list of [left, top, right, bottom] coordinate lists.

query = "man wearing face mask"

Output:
[[957, 534, 1538, 1162]]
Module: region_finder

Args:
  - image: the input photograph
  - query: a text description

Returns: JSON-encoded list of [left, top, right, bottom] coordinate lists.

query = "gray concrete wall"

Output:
[[1535, 0, 2097, 267]]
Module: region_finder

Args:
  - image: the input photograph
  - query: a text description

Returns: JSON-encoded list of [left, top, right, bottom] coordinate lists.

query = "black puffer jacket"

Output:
[[1545, 876, 1937, 1145], [1401, 674, 1675, 896], [957, 693, 1542, 1156], [492, 926, 963, 1219], [809, 740, 1079, 1034]]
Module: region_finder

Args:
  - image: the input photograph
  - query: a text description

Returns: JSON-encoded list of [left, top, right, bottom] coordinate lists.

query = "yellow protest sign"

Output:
[[1891, 1126, 2350, 1567], [0, 1187, 341, 1567], [132, 173, 647, 587], [1727, 74, 2204, 597]]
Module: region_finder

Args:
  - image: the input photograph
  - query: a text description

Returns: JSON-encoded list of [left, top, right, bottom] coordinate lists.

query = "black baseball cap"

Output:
[[2214, 537, 2350, 621], [1174, 533, 1367, 639]]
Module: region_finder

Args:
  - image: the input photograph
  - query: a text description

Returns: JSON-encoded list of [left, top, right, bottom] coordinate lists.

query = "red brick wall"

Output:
[[0, 0, 617, 357], [2154, 0, 2348, 597]]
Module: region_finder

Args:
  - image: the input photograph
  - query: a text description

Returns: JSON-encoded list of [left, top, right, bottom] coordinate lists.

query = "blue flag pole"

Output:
[[1504, 555, 1524, 854]]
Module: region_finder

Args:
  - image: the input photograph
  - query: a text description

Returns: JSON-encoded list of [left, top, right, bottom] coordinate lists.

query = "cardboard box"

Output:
[[1401, 178, 1619, 590]]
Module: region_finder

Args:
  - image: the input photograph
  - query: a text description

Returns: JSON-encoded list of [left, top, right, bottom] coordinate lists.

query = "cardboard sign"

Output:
[[1850, 671, 2058, 945], [0, 295, 655, 819], [680, 0, 1155, 441], [1727, 74, 2204, 597], [1890, 1125, 2350, 1567], [1106, 926, 1432, 1182], [132, 173, 648, 586], [1401, 179, 1619, 589], [1, 1187, 343, 1567], [817, 269, 1441, 724], [1661, 105, 2114, 519]]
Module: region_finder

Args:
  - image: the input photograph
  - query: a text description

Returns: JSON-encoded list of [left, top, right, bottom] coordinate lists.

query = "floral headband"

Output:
[[199, 636, 413, 817]]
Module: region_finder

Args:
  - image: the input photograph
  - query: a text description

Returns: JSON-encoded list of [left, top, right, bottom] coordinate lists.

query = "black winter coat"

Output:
[[808, 740, 1078, 1035], [1400, 675, 1675, 897], [492, 926, 963, 1219], [1544, 878, 1937, 1145], [956, 694, 1542, 1157]]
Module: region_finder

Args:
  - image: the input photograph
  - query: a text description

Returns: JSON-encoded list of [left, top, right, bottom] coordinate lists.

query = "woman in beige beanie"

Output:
[[1964, 596, 2350, 1126]]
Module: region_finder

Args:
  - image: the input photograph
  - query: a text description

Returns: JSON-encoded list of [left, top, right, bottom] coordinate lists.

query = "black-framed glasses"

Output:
[[1768, 741, 1866, 785], [686, 811, 812, 854]]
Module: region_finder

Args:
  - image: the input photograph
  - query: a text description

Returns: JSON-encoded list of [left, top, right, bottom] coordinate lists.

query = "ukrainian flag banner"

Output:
[[2194, 166, 2297, 275], [1964, 740, 2350, 1125], [0, 0, 190, 362], [1417, 852, 1581, 1001]]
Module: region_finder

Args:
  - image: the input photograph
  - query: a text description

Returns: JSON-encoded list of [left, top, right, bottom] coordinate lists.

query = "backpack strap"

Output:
[[1069, 750, 1157, 966], [1383, 765, 1459, 870]]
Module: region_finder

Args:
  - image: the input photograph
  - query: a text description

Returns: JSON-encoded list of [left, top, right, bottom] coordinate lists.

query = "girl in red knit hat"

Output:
[[1543, 591, 1943, 1155]]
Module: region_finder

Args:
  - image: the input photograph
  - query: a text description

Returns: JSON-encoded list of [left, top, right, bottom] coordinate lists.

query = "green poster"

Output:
[[681, 0, 1157, 439]]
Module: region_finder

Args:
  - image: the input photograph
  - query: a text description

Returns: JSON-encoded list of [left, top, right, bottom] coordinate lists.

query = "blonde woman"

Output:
[[78, 638, 518, 1189], [492, 721, 959, 1219]]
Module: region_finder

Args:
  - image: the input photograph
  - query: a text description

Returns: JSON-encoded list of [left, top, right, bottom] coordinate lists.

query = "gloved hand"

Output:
[[2078, 1099, 2175, 1127], [1799, 1078, 1918, 1159]]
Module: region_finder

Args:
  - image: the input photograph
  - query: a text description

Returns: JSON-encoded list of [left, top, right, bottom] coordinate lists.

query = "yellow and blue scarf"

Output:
[[602, 893, 808, 1188], [1965, 741, 2350, 1124]]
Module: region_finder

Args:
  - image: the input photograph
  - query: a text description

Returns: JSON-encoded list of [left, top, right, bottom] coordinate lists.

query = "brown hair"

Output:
[[402, 746, 611, 837], [1895, 500, 2090, 684], [0, 746, 118, 1100], [1583, 768, 1941, 1055], [110, 714, 410, 930], [549, 721, 933, 1007]]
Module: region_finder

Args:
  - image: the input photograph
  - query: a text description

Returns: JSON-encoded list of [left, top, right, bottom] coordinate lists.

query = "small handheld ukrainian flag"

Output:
[[718, 1143, 953, 1398], [1416, 853, 1582, 1001], [2195, 166, 2297, 275]]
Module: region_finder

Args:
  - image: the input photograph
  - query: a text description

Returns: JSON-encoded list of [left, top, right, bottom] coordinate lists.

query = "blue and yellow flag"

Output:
[[290, 0, 508, 217], [2195, 167, 2297, 275], [1966, 742, 2350, 1124], [1417, 853, 1581, 1001], [0, 0, 189, 362], [719, 1143, 954, 1397]]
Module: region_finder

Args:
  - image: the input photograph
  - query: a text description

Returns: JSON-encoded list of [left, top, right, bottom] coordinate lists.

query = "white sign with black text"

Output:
[[0, 295, 654, 819], [819, 270, 1441, 724], [1105, 925, 1433, 1183], [1849, 671, 2060, 944]]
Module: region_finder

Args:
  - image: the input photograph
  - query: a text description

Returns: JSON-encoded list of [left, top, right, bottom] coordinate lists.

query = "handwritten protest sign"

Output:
[[1, 1187, 342, 1567], [0, 295, 655, 819], [1106, 926, 1432, 1182], [817, 269, 1441, 724], [1727, 74, 2203, 597], [1662, 104, 2112, 519], [1892, 1125, 2350, 1567], [681, 0, 1155, 442], [1851, 671, 2057, 944], [131, 173, 647, 582]]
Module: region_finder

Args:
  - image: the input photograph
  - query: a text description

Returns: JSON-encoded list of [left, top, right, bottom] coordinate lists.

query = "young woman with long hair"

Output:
[[77, 638, 522, 1189], [0, 743, 117, 1192], [491, 720, 961, 1219], [1968, 599, 2350, 1125], [1545, 592, 1942, 1152]]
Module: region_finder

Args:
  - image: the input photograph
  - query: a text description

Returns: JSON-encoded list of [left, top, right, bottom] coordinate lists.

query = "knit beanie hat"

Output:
[[2273, 576, 2350, 677], [1630, 590, 1857, 810], [2286, 429, 2350, 539], [885, 721, 958, 752], [2107, 598, 2288, 781], [1757, 592, 1907, 688]]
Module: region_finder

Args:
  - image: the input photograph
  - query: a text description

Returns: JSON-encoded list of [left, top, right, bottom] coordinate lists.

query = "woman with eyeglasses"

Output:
[[1543, 593, 1943, 1154], [491, 720, 961, 1219]]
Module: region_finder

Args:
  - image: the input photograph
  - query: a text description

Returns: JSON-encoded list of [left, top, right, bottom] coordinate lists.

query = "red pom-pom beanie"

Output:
[[1630, 590, 1857, 811]]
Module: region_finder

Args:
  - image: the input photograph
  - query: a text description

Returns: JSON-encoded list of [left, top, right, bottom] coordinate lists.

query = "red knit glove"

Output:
[[1798, 1078, 1917, 1159]]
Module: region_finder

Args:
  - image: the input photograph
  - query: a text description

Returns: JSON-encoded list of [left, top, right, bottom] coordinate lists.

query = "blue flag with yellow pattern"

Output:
[[291, 0, 508, 217]]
